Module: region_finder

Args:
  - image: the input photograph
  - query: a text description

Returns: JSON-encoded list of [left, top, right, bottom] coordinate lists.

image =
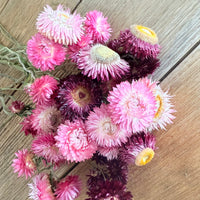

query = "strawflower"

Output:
[[9, 100, 24, 114]]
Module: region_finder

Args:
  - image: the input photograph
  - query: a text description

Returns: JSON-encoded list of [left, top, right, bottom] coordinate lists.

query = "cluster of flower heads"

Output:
[[11, 4, 176, 200]]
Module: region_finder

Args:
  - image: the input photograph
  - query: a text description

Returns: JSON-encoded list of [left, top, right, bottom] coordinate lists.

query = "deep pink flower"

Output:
[[31, 133, 64, 163], [108, 79, 157, 133], [86, 104, 130, 147], [77, 44, 130, 81], [29, 75, 58, 106], [67, 34, 92, 63], [21, 115, 38, 136], [31, 104, 62, 134], [120, 132, 156, 166], [37, 5, 84, 45], [27, 33, 66, 71], [28, 173, 55, 200], [12, 149, 36, 179], [84, 10, 112, 43], [9, 100, 24, 114], [55, 175, 81, 200], [55, 120, 97, 162]]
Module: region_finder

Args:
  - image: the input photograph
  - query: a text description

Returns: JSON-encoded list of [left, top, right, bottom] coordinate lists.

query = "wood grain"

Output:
[[76, 0, 200, 80], [68, 46, 200, 200]]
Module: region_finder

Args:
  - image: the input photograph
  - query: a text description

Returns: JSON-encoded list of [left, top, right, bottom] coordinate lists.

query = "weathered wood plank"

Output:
[[76, 0, 200, 80], [68, 46, 200, 200]]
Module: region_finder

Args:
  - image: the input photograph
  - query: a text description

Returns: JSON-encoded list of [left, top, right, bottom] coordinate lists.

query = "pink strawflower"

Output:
[[55, 120, 97, 162], [28, 173, 55, 200], [21, 115, 38, 137], [140, 78, 176, 131], [29, 75, 58, 106], [86, 104, 130, 147], [120, 132, 156, 166], [108, 26, 160, 59], [98, 146, 119, 160], [84, 10, 112, 43], [67, 34, 92, 63], [27, 33, 66, 71], [108, 79, 157, 133], [55, 175, 81, 200], [9, 100, 24, 114], [77, 44, 130, 81], [36, 5, 84, 45], [31, 104, 62, 134], [31, 133, 64, 163], [12, 149, 36, 179]]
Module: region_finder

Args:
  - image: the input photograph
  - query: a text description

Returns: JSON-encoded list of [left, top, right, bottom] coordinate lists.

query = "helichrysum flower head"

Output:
[[77, 44, 130, 81], [108, 79, 157, 133], [55, 175, 82, 200], [98, 146, 119, 160], [27, 33, 66, 71], [31, 133, 64, 164], [31, 104, 62, 134], [86, 104, 130, 147], [12, 149, 36, 179], [140, 78, 176, 131], [9, 100, 24, 114], [55, 120, 97, 162], [55, 74, 103, 121], [120, 132, 156, 166], [28, 173, 55, 200], [84, 10, 112, 43], [108, 24, 160, 59], [29, 75, 58, 106], [36, 5, 84, 45]]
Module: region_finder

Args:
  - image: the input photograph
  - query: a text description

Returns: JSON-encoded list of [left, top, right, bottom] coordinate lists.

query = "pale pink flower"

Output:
[[55, 120, 97, 162], [9, 100, 24, 114], [84, 10, 112, 43], [37, 5, 84, 45], [55, 175, 81, 200], [29, 75, 58, 106], [27, 33, 66, 71], [12, 149, 36, 179], [31, 133, 64, 163], [77, 44, 130, 81], [86, 104, 130, 147], [28, 173, 55, 200], [108, 80, 157, 133], [98, 146, 119, 160], [31, 104, 62, 134]]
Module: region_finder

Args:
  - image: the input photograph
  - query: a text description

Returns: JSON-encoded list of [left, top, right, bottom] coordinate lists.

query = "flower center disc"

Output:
[[154, 94, 163, 119], [136, 25, 156, 38], [71, 86, 91, 107], [135, 148, 155, 166], [25, 154, 35, 169], [91, 44, 119, 64], [102, 120, 116, 135]]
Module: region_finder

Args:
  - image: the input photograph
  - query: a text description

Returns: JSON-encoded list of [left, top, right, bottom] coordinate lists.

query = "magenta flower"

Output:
[[86, 104, 130, 147], [108, 79, 157, 133], [27, 33, 66, 71], [29, 75, 58, 106], [77, 44, 130, 81], [12, 149, 36, 179], [55, 175, 82, 200], [55, 120, 97, 162], [28, 173, 55, 200], [37, 5, 84, 45], [84, 10, 112, 43], [120, 132, 156, 166], [9, 100, 24, 114]]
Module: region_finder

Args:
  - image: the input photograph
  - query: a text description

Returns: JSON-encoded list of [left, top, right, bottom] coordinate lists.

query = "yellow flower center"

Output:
[[135, 148, 155, 166], [130, 24, 158, 45], [71, 86, 91, 107], [154, 94, 163, 119], [59, 13, 69, 20], [91, 44, 119, 64]]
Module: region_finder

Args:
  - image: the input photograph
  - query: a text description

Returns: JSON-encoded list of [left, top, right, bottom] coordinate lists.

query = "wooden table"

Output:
[[0, 1, 200, 199]]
